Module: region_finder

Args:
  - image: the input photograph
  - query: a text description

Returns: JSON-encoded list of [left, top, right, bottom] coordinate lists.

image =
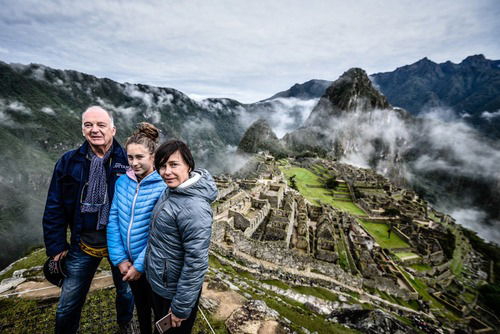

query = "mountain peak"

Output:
[[416, 56, 435, 64], [321, 67, 390, 111], [461, 54, 487, 66], [303, 68, 390, 127], [263, 79, 332, 101], [237, 119, 283, 155]]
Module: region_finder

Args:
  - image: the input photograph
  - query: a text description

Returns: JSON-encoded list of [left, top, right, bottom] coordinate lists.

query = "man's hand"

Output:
[[169, 308, 186, 328], [122, 265, 141, 281], [118, 261, 132, 275], [53, 250, 68, 261]]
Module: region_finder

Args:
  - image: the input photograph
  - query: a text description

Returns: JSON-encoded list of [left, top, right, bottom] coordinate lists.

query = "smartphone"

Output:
[[155, 312, 172, 333]]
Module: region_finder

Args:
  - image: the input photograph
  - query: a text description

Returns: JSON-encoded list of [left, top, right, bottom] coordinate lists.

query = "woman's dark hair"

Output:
[[154, 139, 195, 172], [125, 122, 159, 154]]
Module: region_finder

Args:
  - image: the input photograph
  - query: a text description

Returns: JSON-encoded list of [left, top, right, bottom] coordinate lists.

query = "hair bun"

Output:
[[135, 122, 159, 142]]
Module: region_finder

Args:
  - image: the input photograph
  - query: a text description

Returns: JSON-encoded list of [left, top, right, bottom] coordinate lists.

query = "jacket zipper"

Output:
[[127, 183, 140, 260]]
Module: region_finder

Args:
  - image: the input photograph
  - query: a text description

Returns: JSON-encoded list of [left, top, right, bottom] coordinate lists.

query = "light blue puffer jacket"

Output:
[[145, 169, 218, 319], [107, 169, 166, 272]]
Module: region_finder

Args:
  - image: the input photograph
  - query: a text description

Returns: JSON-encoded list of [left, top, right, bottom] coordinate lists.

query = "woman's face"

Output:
[[127, 143, 154, 181], [159, 150, 190, 188]]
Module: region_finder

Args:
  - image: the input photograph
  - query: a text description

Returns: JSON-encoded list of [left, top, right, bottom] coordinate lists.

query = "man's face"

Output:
[[82, 108, 116, 150]]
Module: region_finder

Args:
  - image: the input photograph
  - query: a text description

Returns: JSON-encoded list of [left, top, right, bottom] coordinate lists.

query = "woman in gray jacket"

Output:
[[145, 140, 217, 333]]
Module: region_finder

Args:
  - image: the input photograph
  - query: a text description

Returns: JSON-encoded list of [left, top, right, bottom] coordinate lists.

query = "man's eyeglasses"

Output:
[[80, 183, 108, 207]]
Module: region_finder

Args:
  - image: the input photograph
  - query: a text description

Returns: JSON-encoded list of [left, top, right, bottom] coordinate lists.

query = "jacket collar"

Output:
[[126, 169, 163, 185], [75, 138, 124, 161]]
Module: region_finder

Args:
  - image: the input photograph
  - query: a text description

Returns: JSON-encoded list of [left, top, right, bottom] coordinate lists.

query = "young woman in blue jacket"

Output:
[[107, 123, 166, 334]]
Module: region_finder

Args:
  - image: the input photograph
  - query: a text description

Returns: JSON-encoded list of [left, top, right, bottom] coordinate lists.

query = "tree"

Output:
[[290, 175, 298, 190], [325, 177, 339, 190], [384, 207, 400, 217]]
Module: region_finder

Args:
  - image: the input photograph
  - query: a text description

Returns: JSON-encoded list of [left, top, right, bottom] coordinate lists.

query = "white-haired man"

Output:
[[42, 106, 134, 333]]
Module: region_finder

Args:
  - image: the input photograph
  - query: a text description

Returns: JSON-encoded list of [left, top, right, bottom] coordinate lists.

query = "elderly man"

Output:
[[42, 106, 134, 333]]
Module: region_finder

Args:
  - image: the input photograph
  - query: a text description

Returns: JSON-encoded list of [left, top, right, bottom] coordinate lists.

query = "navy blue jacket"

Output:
[[42, 139, 128, 257]]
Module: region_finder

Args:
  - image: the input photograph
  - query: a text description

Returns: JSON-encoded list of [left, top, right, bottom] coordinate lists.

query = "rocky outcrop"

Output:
[[329, 309, 421, 334], [304, 68, 390, 127], [225, 300, 288, 334], [237, 119, 286, 156], [265, 79, 332, 100]]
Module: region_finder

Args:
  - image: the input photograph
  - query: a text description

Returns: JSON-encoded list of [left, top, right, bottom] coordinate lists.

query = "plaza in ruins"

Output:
[[209, 153, 497, 333]]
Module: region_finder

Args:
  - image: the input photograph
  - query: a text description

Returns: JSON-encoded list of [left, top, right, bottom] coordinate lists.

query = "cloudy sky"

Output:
[[1, 0, 499, 102]]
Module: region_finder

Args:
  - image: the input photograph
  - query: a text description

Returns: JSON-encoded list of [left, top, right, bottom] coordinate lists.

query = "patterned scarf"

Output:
[[81, 147, 112, 230]]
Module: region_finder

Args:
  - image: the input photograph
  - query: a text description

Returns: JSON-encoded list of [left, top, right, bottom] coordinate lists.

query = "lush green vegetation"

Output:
[[398, 267, 461, 322], [0, 247, 46, 281], [330, 201, 366, 215], [262, 279, 291, 290], [292, 286, 340, 302], [377, 290, 419, 311], [210, 254, 360, 333], [394, 252, 420, 261], [280, 166, 366, 215], [358, 220, 410, 249], [409, 263, 432, 271]]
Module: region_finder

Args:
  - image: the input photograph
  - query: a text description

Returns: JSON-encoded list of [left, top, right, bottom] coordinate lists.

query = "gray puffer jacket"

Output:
[[145, 169, 218, 319]]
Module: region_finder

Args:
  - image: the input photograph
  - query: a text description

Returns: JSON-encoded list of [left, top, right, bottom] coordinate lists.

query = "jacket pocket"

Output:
[[59, 175, 79, 205], [162, 259, 168, 287]]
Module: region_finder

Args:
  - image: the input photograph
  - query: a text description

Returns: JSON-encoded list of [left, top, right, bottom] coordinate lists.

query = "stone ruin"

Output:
[[209, 154, 496, 332]]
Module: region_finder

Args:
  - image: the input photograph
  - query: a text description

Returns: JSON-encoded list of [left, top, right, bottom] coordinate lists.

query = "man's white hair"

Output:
[[81, 106, 115, 128]]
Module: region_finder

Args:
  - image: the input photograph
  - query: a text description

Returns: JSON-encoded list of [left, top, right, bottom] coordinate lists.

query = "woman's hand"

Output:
[[169, 308, 186, 328], [122, 265, 141, 281], [118, 261, 132, 275]]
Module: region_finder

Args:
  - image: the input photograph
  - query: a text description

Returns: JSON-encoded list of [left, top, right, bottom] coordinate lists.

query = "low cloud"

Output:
[[481, 110, 500, 121], [304, 103, 500, 241], [40, 106, 55, 115], [449, 208, 500, 245], [7, 101, 31, 114], [241, 97, 318, 138]]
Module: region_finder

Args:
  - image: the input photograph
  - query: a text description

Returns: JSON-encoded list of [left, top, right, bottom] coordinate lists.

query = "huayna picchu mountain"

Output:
[[242, 67, 500, 247], [305, 68, 391, 126], [268, 55, 500, 139]]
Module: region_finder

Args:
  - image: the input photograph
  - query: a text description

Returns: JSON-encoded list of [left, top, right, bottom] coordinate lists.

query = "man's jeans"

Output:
[[55, 245, 134, 334]]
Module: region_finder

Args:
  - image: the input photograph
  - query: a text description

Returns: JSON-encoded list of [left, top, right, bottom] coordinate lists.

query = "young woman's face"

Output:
[[127, 143, 154, 181], [159, 150, 190, 188]]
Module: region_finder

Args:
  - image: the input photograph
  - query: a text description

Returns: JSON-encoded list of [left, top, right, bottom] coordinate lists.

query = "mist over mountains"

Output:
[[0, 55, 499, 268], [269, 54, 500, 140], [248, 67, 500, 245]]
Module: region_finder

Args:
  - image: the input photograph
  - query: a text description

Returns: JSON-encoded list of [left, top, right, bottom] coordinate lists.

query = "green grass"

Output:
[[292, 286, 339, 302], [0, 286, 228, 333], [377, 290, 419, 311], [335, 237, 350, 271], [261, 279, 291, 290], [209, 255, 239, 276], [394, 252, 420, 261], [280, 166, 366, 216], [409, 263, 432, 271], [358, 220, 410, 249], [0, 247, 46, 281], [330, 200, 365, 215], [399, 267, 461, 322], [449, 227, 467, 276], [239, 281, 359, 334]]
